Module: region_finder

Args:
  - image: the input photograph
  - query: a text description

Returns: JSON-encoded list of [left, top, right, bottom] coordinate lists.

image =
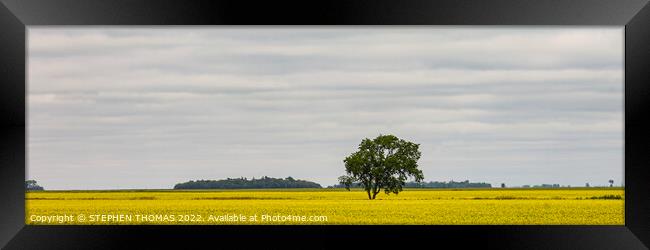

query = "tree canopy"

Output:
[[339, 134, 424, 199]]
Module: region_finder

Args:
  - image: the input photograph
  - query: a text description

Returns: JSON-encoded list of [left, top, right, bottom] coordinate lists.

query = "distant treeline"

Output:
[[329, 180, 492, 188], [522, 184, 561, 188], [174, 176, 322, 189], [405, 180, 492, 188]]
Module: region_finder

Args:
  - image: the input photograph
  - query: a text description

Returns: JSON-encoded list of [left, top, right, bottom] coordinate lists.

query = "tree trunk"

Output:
[[367, 190, 372, 200]]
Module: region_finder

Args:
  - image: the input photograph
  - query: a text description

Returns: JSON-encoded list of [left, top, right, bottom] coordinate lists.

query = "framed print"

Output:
[[1, 0, 650, 248]]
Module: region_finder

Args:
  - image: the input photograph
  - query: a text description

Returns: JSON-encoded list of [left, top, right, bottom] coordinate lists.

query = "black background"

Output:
[[1, 0, 649, 249]]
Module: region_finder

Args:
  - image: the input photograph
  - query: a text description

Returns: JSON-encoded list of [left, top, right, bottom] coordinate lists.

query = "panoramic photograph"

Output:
[[26, 27, 623, 225]]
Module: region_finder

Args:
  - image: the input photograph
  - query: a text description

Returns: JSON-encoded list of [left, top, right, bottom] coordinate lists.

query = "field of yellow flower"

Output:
[[25, 188, 624, 225]]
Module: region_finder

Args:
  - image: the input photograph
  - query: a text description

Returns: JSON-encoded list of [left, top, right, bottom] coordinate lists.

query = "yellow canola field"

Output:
[[25, 188, 624, 225]]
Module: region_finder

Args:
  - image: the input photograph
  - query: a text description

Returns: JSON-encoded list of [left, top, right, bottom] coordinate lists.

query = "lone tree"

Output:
[[609, 179, 614, 187], [339, 134, 424, 200]]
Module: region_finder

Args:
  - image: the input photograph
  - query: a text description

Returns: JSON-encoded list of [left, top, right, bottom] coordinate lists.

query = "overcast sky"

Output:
[[27, 27, 623, 190]]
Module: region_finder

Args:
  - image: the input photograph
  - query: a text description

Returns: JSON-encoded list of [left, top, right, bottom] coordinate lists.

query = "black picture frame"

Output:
[[1, 0, 649, 249]]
